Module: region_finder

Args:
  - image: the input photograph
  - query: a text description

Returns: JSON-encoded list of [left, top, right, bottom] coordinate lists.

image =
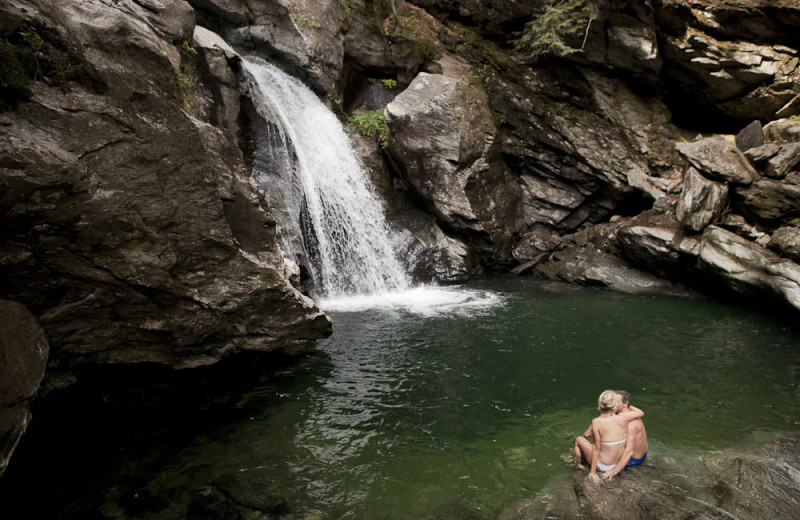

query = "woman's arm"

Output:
[[589, 421, 601, 483]]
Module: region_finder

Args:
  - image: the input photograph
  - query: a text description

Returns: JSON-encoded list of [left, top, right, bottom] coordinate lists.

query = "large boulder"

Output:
[[504, 436, 800, 520], [676, 137, 759, 185], [699, 226, 800, 309], [0, 1, 331, 373], [0, 301, 48, 478]]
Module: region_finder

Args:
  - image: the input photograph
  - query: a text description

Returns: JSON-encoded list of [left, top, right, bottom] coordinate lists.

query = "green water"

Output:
[[3, 278, 800, 519]]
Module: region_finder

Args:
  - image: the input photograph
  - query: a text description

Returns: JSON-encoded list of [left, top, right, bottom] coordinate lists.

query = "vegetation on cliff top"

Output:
[[513, 0, 594, 58]]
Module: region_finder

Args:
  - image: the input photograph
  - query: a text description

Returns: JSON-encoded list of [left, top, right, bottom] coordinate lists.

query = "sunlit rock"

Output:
[[676, 167, 728, 232]]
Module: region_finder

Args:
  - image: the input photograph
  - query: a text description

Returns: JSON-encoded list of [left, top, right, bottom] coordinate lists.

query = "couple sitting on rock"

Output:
[[573, 389, 648, 482]]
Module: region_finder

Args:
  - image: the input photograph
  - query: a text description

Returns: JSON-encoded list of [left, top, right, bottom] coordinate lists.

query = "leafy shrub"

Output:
[[349, 108, 390, 146], [513, 0, 593, 58]]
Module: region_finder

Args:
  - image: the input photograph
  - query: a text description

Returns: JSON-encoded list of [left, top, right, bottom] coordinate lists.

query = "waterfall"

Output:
[[241, 57, 411, 298]]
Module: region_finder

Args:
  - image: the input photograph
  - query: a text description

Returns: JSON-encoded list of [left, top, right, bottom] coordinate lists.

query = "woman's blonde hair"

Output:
[[598, 389, 617, 412]]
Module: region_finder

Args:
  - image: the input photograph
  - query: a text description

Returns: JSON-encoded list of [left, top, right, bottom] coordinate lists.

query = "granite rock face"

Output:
[[0, 301, 48, 478]]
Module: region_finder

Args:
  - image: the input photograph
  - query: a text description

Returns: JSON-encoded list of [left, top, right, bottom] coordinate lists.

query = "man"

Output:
[[573, 390, 648, 478]]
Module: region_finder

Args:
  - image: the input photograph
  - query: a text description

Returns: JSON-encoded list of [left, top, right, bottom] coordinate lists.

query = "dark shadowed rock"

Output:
[[502, 436, 800, 520], [735, 120, 765, 151], [676, 137, 759, 185], [676, 167, 728, 232], [0, 300, 48, 478], [658, 1, 800, 124], [744, 143, 781, 167], [0, 1, 331, 375], [731, 173, 800, 230]]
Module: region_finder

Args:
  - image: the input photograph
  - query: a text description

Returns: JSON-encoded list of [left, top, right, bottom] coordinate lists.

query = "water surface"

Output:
[[3, 278, 799, 519]]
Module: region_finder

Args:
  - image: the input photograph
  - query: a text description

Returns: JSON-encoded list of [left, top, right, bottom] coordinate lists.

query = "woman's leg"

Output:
[[574, 436, 593, 468]]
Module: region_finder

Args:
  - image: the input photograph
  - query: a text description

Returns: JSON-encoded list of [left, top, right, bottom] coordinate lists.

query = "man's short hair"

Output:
[[616, 390, 631, 404]]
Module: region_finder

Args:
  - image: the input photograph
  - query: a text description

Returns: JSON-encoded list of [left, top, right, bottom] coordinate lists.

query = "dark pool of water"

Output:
[[2, 278, 799, 519]]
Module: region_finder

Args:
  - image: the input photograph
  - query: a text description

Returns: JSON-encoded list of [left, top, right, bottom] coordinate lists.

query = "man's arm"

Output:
[[602, 444, 632, 479], [619, 405, 644, 420]]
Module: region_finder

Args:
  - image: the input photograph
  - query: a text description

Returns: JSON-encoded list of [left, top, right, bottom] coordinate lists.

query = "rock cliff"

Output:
[[0, 0, 332, 470]]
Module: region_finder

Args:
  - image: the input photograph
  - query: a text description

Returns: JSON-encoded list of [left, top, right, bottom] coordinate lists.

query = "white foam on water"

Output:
[[319, 286, 504, 316]]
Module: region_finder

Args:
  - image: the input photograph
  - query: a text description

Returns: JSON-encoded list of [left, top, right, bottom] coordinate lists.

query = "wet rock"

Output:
[[676, 167, 728, 232], [0, 300, 49, 478], [534, 221, 680, 293], [735, 120, 765, 151], [187, 487, 244, 520], [189, 0, 344, 95], [503, 436, 800, 520], [351, 131, 473, 283], [769, 226, 800, 264], [676, 137, 759, 185], [384, 54, 522, 265], [581, 0, 662, 84]]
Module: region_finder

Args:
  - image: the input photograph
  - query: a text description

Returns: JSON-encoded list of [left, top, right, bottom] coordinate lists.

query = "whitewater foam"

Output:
[[319, 286, 504, 316]]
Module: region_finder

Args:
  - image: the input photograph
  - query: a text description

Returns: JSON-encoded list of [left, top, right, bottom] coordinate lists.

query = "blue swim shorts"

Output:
[[627, 452, 647, 466]]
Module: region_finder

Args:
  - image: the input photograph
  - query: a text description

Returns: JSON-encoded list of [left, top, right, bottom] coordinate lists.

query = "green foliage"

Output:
[[177, 66, 199, 115], [789, 114, 800, 121], [181, 41, 197, 55], [513, 0, 593, 58], [349, 108, 390, 146], [291, 14, 321, 30], [369, 77, 398, 89]]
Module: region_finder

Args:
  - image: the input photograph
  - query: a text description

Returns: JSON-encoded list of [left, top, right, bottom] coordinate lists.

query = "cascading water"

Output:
[[242, 55, 501, 314], [242, 57, 410, 299]]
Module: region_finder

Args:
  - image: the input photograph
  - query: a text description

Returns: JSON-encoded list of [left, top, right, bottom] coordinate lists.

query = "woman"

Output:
[[574, 389, 644, 482]]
